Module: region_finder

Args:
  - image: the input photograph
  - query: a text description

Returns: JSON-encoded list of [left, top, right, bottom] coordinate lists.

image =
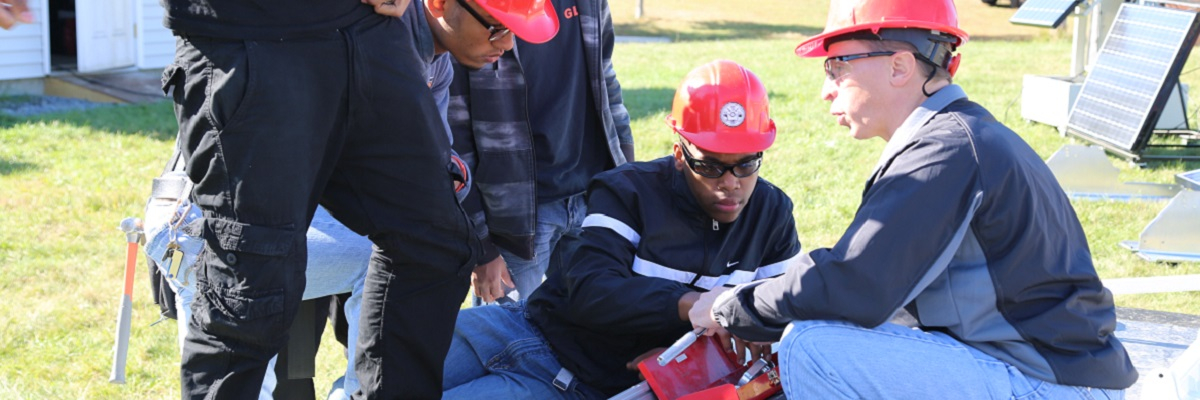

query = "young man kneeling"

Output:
[[441, 60, 803, 398]]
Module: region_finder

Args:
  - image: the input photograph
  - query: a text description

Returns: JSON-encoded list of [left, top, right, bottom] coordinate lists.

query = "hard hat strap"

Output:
[[875, 29, 955, 70], [826, 28, 957, 71]]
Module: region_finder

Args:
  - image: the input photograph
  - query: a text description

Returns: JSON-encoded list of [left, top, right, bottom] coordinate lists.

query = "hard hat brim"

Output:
[[478, 0, 561, 44], [669, 119, 778, 154], [795, 22, 969, 58]]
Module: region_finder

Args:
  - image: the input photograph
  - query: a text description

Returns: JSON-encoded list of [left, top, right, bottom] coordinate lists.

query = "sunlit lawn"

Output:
[[2, 0, 1197, 398]]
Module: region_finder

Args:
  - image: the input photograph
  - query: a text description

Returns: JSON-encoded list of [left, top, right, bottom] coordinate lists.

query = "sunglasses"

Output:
[[679, 143, 763, 179], [823, 51, 895, 81], [455, 0, 512, 42]]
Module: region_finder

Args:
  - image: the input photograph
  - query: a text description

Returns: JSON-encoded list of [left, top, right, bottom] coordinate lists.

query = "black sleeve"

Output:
[[557, 176, 693, 334]]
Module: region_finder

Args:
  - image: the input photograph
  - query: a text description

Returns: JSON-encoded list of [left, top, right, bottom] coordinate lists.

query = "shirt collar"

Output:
[[413, 0, 435, 65], [873, 84, 968, 171]]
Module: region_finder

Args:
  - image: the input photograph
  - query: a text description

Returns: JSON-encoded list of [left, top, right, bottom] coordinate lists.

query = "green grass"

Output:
[[3, 0, 1200, 397]]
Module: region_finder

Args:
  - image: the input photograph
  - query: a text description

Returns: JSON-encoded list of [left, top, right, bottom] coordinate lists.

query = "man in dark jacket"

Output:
[[690, 1, 1137, 398], [448, 0, 635, 306], [442, 60, 802, 398], [157, 0, 558, 398]]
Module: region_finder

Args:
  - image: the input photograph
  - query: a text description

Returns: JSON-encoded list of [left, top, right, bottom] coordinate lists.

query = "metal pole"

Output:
[[635, 0, 644, 19], [1070, 3, 1090, 77]]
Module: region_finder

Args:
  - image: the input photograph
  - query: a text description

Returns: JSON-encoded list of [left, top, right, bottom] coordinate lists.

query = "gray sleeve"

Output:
[[597, 0, 633, 162], [431, 54, 454, 145], [715, 135, 981, 342]]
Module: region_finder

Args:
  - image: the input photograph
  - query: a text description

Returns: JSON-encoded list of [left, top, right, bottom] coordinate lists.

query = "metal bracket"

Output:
[[1046, 145, 1180, 201], [1120, 190, 1200, 263]]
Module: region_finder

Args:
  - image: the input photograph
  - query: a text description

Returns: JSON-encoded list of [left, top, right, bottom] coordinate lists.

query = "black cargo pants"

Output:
[[165, 13, 478, 400]]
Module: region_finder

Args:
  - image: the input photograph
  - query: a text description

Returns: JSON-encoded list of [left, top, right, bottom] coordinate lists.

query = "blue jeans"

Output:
[[442, 303, 604, 399], [778, 320, 1125, 400], [478, 194, 587, 304]]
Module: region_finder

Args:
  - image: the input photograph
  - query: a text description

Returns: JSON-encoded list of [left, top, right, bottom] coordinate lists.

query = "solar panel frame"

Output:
[[1178, 169, 1200, 191], [1010, 0, 1083, 28], [1065, 4, 1200, 158]]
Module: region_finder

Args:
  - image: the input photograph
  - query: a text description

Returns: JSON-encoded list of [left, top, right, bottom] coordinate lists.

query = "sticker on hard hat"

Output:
[[720, 102, 746, 128]]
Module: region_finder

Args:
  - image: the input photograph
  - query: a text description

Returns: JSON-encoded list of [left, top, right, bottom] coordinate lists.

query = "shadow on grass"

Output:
[[615, 20, 1051, 43], [1135, 158, 1200, 172], [623, 88, 800, 123], [616, 20, 821, 42], [0, 100, 176, 142], [622, 87, 675, 121], [0, 158, 37, 176]]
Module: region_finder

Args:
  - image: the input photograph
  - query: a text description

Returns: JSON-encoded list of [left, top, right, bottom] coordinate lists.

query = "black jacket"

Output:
[[526, 156, 802, 395]]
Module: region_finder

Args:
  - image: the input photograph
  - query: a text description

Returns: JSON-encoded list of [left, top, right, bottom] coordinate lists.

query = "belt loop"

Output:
[[553, 368, 575, 391]]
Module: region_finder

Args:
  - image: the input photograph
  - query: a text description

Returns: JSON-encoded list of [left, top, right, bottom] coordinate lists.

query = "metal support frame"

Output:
[[1120, 190, 1200, 263], [1046, 145, 1180, 200]]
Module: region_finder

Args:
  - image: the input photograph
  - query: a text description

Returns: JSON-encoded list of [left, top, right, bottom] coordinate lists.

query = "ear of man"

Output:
[[888, 52, 919, 88], [673, 142, 687, 171], [427, 0, 448, 17]]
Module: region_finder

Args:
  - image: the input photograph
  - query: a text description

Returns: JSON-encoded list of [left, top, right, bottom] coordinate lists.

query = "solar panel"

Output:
[[1010, 0, 1083, 28], [1178, 169, 1200, 191], [1065, 4, 1200, 158]]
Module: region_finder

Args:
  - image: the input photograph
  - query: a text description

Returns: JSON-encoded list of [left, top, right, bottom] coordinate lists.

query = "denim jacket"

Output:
[[448, 0, 633, 262]]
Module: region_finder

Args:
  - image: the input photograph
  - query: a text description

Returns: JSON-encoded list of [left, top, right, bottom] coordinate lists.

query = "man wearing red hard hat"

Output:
[[691, 0, 1137, 398], [157, 0, 560, 397], [440, 60, 802, 398]]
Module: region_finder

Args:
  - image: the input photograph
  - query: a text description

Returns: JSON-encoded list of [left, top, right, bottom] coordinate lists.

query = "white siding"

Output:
[[0, 0, 48, 80], [137, 0, 173, 69]]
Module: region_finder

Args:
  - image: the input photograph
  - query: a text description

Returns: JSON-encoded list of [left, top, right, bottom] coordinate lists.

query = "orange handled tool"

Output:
[[110, 217, 142, 384]]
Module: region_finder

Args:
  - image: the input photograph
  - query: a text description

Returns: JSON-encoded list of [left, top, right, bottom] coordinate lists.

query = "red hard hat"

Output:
[[475, 0, 559, 44], [795, 0, 969, 58], [666, 60, 776, 154]]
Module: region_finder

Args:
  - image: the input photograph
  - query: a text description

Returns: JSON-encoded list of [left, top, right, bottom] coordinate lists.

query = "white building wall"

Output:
[[137, 0, 173, 69], [0, 0, 49, 80]]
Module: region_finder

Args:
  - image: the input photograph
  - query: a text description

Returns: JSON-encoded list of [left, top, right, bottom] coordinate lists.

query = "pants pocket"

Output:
[[191, 217, 299, 349]]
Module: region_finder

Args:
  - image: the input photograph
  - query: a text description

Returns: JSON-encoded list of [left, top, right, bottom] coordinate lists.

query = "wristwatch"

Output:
[[711, 286, 740, 328]]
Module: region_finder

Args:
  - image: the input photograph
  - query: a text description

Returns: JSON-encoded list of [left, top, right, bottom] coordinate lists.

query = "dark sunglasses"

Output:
[[679, 143, 763, 179], [455, 0, 512, 42], [823, 51, 895, 81]]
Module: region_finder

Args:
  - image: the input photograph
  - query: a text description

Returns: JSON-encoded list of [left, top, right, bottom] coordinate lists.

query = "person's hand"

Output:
[[362, 0, 409, 18], [1, 0, 34, 30], [689, 286, 729, 334], [625, 346, 665, 374], [711, 328, 771, 365], [471, 255, 513, 303], [731, 339, 772, 365]]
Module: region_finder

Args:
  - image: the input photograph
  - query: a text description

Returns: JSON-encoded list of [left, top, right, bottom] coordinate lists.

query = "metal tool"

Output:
[[736, 358, 771, 387], [110, 217, 143, 384], [657, 328, 706, 366]]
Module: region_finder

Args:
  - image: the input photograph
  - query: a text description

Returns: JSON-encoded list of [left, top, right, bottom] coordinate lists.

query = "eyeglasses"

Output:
[[455, 0, 511, 42], [823, 51, 896, 81], [679, 143, 763, 179]]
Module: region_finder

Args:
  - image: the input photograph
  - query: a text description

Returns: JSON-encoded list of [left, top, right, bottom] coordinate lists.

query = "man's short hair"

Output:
[[863, 39, 952, 83]]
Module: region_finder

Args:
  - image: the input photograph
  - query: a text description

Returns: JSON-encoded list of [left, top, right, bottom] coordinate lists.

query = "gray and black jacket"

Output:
[[447, 0, 633, 262], [713, 85, 1137, 389], [526, 156, 802, 395]]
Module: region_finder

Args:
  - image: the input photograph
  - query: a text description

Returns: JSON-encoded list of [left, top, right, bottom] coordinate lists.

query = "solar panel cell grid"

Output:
[[1066, 4, 1200, 155], [1010, 0, 1083, 28]]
